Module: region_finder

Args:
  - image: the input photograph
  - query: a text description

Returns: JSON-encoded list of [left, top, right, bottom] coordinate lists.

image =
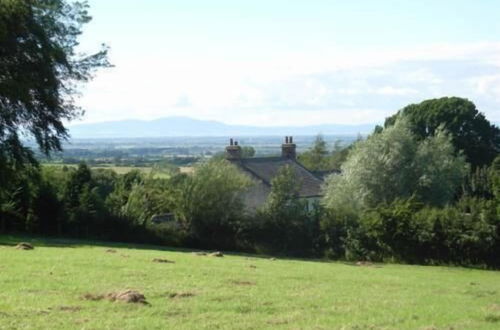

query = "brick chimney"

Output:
[[281, 136, 296, 160], [225, 138, 242, 160]]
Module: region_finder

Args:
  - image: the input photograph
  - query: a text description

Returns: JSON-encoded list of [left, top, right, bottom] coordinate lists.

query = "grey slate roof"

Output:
[[229, 157, 324, 197]]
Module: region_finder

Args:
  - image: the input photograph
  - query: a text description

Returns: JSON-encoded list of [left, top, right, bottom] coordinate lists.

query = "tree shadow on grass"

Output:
[[1, 234, 496, 270], [0, 234, 183, 252], [0, 233, 334, 265]]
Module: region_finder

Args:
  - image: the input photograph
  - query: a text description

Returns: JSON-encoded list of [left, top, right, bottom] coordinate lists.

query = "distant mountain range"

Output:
[[68, 116, 377, 138]]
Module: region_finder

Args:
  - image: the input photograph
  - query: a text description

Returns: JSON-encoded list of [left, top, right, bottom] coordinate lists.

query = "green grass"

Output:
[[1, 235, 499, 329]]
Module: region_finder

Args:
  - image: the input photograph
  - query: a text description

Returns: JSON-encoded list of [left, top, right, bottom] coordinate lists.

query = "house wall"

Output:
[[241, 180, 321, 214], [241, 180, 271, 214]]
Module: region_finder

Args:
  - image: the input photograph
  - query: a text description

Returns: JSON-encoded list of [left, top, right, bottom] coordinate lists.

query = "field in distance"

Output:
[[1, 236, 499, 329], [41, 163, 194, 177]]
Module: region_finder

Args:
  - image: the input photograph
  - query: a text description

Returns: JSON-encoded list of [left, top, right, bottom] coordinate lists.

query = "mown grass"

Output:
[[0, 235, 499, 329]]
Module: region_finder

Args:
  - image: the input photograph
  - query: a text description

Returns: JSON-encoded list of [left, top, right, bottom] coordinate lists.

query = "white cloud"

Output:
[[75, 42, 500, 126]]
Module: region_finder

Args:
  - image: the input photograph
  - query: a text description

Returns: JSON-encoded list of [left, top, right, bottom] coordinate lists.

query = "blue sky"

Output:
[[75, 0, 500, 126]]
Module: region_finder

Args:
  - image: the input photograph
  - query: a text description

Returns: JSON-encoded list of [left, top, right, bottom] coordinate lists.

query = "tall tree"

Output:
[[0, 0, 109, 165], [384, 97, 500, 168], [299, 134, 329, 171], [323, 119, 469, 214]]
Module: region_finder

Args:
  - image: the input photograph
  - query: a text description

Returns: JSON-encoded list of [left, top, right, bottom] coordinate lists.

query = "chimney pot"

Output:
[[281, 135, 296, 160], [226, 139, 241, 160]]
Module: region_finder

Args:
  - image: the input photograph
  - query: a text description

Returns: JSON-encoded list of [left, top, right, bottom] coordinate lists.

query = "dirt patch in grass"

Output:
[[267, 318, 289, 325], [105, 249, 117, 253], [165, 310, 189, 318], [249, 265, 257, 269], [82, 290, 148, 304], [81, 293, 104, 301], [56, 306, 83, 312], [107, 290, 148, 304], [193, 251, 223, 257], [167, 292, 196, 299], [230, 280, 256, 286], [465, 289, 497, 298], [488, 304, 500, 311], [15, 242, 34, 250], [152, 258, 175, 264]]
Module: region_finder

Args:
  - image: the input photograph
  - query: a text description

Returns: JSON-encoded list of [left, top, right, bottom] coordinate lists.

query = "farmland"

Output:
[[1, 236, 499, 329]]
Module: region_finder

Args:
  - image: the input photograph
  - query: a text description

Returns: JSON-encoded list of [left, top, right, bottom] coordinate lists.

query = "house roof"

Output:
[[229, 157, 324, 197]]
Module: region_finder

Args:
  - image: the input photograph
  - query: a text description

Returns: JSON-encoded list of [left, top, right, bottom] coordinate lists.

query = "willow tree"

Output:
[[323, 119, 469, 216]]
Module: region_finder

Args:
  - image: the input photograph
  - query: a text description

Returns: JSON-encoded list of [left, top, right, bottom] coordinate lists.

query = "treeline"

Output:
[[1, 97, 500, 268], [1, 151, 499, 268]]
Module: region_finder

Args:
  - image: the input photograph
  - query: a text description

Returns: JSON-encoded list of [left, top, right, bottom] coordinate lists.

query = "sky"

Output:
[[75, 0, 500, 126]]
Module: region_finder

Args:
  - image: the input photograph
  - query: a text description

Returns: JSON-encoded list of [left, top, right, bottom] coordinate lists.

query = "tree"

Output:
[[263, 165, 303, 218], [323, 119, 469, 213], [250, 165, 321, 255], [492, 155, 500, 201], [384, 97, 500, 168], [0, 0, 109, 165], [171, 159, 252, 248], [299, 135, 329, 171], [329, 139, 350, 171], [241, 146, 256, 158]]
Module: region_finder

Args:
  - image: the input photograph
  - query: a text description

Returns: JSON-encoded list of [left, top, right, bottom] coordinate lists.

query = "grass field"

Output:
[[42, 164, 175, 178], [1, 236, 499, 329]]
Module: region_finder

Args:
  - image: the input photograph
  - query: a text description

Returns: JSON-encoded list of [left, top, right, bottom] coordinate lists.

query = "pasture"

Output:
[[0, 236, 499, 329], [41, 163, 176, 178]]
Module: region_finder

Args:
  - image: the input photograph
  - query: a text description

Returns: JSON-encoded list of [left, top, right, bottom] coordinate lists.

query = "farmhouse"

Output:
[[225, 137, 325, 211]]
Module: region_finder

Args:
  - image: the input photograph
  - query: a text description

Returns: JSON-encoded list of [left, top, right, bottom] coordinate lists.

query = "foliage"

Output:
[[462, 166, 494, 199], [170, 159, 252, 249], [384, 97, 500, 168], [299, 135, 350, 172], [323, 119, 469, 213], [342, 197, 500, 266], [329, 139, 351, 170], [298, 135, 329, 171], [241, 146, 256, 158], [0, 0, 109, 162], [492, 155, 500, 201], [250, 165, 318, 255], [0, 0, 108, 235]]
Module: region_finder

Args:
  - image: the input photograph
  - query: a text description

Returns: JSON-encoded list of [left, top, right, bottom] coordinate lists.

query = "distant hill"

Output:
[[68, 116, 376, 138]]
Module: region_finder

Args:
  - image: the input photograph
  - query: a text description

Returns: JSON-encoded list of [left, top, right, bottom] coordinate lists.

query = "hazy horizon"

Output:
[[75, 0, 500, 126]]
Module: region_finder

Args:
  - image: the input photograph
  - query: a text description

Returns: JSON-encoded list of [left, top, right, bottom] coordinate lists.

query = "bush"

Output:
[[330, 197, 499, 267], [248, 165, 322, 256], [170, 159, 252, 249]]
